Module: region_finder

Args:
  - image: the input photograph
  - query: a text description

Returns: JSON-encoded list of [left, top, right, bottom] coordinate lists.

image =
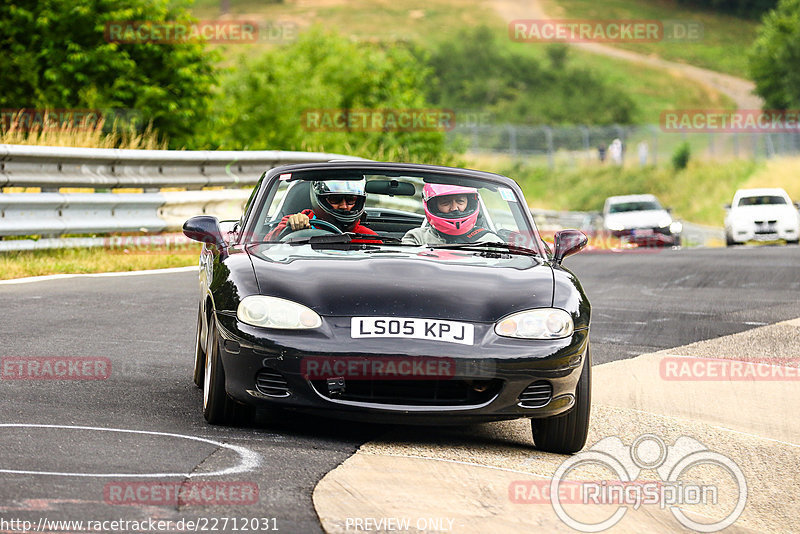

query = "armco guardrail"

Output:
[[0, 144, 360, 189], [531, 208, 602, 233], [532, 209, 725, 248], [0, 144, 362, 250]]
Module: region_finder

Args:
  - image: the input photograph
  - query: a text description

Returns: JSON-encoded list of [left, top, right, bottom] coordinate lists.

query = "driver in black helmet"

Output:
[[267, 179, 380, 242]]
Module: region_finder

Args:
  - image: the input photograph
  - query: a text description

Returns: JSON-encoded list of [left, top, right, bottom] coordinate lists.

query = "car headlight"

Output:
[[669, 221, 682, 234], [237, 296, 322, 329], [605, 222, 625, 231], [658, 216, 673, 228], [495, 308, 574, 339]]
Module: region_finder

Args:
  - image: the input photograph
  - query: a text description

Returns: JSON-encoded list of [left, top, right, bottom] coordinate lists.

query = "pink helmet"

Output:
[[423, 183, 480, 236]]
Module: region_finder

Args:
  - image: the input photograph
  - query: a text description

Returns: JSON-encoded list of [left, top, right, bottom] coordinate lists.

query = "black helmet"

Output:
[[309, 179, 367, 231]]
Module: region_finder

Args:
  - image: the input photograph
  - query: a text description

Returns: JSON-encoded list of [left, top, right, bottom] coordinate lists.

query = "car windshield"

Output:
[[738, 195, 787, 206], [247, 168, 542, 253], [608, 200, 662, 213]]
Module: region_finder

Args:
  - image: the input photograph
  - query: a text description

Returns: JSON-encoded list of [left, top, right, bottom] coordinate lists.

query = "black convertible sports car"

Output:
[[183, 162, 591, 453]]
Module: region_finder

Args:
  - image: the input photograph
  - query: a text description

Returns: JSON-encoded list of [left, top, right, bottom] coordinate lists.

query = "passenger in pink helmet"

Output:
[[402, 183, 502, 245]]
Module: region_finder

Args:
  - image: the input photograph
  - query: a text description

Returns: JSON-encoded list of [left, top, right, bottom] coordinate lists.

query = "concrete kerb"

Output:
[[313, 318, 800, 533]]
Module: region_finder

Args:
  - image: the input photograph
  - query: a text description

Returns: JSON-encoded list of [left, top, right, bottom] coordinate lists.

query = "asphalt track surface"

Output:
[[0, 246, 798, 533]]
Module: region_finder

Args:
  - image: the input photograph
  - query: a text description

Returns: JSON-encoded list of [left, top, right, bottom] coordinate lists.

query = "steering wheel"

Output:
[[278, 219, 344, 241]]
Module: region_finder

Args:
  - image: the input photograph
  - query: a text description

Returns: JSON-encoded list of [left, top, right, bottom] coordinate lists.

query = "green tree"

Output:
[[675, 0, 777, 19], [749, 0, 800, 109], [205, 29, 451, 163], [423, 26, 636, 125], [0, 0, 217, 148]]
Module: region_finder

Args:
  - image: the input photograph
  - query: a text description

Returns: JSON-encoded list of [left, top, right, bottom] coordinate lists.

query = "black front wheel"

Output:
[[203, 315, 254, 425], [531, 346, 591, 454], [193, 304, 205, 389]]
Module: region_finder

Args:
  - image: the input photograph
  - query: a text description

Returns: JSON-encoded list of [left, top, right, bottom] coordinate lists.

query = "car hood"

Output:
[[245, 244, 554, 322], [604, 210, 671, 229]]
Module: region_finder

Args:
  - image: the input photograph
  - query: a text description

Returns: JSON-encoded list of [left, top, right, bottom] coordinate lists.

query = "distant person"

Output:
[[637, 140, 649, 166], [597, 142, 607, 163], [402, 184, 501, 245], [609, 138, 623, 165]]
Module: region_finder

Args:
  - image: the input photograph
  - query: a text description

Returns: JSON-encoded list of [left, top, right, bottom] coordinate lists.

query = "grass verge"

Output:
[[541, 0, 760, 77], [0, 246, 200, 280]]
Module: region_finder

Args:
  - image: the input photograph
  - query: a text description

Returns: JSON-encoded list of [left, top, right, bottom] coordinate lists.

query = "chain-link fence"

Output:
[[447, 124, 800, 166]]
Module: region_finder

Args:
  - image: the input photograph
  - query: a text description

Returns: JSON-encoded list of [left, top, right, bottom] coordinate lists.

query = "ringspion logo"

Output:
[[529, 434, 747, 532]]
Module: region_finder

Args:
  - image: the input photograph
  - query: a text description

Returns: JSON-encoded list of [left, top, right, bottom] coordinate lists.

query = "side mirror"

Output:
[[183, 215, 225, 248], [723, 203, 731, 210], [553, 229, 587, 264], [794, 202, 800, 210]]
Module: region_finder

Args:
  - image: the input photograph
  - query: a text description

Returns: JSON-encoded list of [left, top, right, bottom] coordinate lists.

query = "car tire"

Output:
[[531, 346, 591, 454], [725, 233, 736, 247], [203, 315, 254, 426], [193, 304, 205, 389], [786, 239, 799, 245]]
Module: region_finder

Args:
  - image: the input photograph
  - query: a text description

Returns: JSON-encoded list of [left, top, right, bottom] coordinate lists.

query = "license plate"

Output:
[[633, 228, 654, 236], [351, 317, 474, 345]]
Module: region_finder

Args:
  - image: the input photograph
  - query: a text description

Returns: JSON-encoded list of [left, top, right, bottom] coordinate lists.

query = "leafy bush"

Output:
[[672, 142, 691, 170], [0, 0, 217, 148], [675, 0, 777, 19], [423, 26, 636, 126], [203, 29, 453, 163]]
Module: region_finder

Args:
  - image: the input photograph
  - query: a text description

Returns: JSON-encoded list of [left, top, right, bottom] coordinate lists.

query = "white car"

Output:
[[602, 194, 682, 247], [724, 188, 800, 246]]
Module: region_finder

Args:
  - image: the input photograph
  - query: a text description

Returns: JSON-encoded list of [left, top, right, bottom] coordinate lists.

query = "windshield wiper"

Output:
[[429, 241, 540, 256], [282, 233, 401, 245], [345, 233, 402, 243]]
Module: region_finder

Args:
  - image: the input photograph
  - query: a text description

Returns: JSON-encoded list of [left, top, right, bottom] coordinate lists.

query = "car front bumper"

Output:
[[212, 312, 589, 425], [729, 224, 799, 243], [609, 228, 679, 246]]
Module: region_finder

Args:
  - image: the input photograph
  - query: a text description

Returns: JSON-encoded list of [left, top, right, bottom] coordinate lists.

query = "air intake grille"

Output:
[[255, 368, 290, 397], [310, 378, 502, 406], [518, 381, 552, 408]]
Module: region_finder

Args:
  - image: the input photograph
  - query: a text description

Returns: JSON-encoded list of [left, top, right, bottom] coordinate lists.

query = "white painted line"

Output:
[[0, 424, 260, 478], [0, 266, 197, 285]]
